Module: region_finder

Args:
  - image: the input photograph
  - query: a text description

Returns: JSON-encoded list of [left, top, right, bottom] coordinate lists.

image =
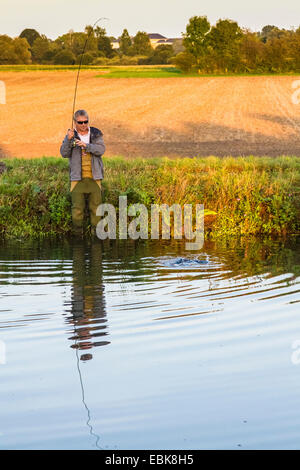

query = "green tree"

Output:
[[147, 44, 175, 64], [263, 35, 288, 72], [183, 16, 211, 73], [76, 52, 96, 65], [31, 35, 51, 63], [53, 49, 76, 65], [19, 28, 40, 46], [0, 35, 31, 64], [207, 19, 243, 72], [41, 42, 60, 63], [132, 31, 152, 55], [55, 30, 97, 58], [119, 29, 132, 55], [95, 26, 114, 58], [13, 37, 32, 63], [259, 25, 282, 43], [174, 51, 195, 73], [83, 25, 98, 52]]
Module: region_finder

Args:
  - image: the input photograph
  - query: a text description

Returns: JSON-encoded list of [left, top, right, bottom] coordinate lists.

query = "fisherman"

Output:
[[60, 110, 105, 236]]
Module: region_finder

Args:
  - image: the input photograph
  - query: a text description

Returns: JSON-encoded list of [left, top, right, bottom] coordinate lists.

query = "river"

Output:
[[0, 236, 299, 449]]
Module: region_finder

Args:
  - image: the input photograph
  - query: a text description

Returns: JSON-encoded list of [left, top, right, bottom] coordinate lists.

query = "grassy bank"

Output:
[[0, 155, 299, 240]]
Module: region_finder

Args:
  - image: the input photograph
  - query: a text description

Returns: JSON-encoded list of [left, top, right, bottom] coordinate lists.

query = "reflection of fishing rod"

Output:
[[70, 17, 109, 132]]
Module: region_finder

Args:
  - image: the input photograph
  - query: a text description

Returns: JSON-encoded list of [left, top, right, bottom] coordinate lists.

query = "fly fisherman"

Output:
[[60, 110, 105, 236]]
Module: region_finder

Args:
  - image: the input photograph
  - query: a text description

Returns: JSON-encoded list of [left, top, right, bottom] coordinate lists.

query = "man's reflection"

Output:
[[64, 239, 110, 361]]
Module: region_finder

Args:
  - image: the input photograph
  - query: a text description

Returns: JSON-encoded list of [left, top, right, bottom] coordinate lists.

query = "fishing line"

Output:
[[71, 17, 109, 129], [74, 336, 102, 449]]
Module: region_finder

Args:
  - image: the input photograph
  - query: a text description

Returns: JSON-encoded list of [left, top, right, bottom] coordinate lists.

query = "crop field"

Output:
[[0, 70, 300, 158]]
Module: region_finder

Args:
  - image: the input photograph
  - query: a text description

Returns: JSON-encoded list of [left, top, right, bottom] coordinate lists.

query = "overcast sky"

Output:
[[1, 0, 299, 39]]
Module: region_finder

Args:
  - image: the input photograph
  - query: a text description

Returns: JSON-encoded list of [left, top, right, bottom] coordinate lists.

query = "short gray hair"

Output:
[[73, 109, 89, 121]]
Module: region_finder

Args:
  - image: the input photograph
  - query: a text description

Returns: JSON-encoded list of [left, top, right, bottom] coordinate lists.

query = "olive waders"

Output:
[[60, 126, 105, 236], [70, 177, 102, 235]]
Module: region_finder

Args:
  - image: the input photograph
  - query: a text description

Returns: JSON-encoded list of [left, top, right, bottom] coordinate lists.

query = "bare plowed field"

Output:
[[0, 71, 300, 158]]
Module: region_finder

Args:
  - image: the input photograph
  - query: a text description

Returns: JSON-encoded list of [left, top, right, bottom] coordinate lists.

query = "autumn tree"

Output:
[[288, 28, 300, 71], [239, 31, 264, 72]]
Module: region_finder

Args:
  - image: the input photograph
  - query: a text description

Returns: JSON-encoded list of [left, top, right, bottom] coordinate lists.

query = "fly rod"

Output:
[[71, 17, 109, 130]]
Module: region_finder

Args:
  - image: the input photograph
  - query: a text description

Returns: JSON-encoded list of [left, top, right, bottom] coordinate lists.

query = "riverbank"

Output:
[[0, 155, 299, 240]]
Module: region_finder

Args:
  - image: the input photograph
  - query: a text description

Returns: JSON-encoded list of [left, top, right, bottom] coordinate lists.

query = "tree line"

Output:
[[179, 17, 300, 73], [0, 16, 299, 73]]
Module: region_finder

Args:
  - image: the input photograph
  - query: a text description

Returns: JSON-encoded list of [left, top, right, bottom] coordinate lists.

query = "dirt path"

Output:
[[0, 71, 300, 158]]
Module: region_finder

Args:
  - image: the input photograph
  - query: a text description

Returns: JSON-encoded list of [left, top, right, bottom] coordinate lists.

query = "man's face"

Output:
[[74, 115, 89, 133]]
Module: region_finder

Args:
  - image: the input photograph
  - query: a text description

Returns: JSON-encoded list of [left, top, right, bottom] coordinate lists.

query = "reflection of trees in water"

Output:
[[64, 239, 109, 362], [101, 236, 300, 282], [208, 236, 300, 281], [0, 235, 298, 335]]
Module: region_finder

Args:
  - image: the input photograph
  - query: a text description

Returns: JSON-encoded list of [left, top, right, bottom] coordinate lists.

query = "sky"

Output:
[[1, 0, 299, 39]]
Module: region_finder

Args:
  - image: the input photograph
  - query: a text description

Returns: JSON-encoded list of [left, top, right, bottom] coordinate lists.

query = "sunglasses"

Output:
[[76, 120, 88, 124]]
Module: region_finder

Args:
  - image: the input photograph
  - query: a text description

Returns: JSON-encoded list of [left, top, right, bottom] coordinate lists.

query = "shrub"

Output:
[[174, 51, 196, 73], [76, 52, 94, 65], [53, 49, 76, 65]]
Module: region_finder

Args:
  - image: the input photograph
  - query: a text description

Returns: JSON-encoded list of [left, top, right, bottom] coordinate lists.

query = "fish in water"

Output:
[[161, 257, 209, 267]]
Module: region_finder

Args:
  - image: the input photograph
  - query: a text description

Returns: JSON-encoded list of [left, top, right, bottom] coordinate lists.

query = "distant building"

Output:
[[147, 33, 167, 48], [110, 33, 182, 51], [167, 38, 182, 44], [147, 34, 182, 49]]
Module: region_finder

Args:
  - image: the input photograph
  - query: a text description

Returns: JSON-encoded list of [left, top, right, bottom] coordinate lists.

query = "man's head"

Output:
[[73, 109, 89, 134]]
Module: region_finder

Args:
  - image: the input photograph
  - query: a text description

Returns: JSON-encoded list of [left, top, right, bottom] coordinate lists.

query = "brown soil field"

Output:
[[0, 71, 300, 158]]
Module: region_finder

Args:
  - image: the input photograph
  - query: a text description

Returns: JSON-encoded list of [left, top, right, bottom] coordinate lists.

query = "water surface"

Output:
[[0, 236, 300, 449]]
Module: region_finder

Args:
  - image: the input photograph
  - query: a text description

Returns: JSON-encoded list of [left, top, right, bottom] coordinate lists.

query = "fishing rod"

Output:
[[69, 20, 110, 446], [71, 17, 109, 131]]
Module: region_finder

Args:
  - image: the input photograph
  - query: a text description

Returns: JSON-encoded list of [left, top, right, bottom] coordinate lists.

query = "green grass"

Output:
[[1, 64, 299, 78], [0, 64, 107, 72], [0, 155, 299, 240], [96, 67, 183, 78], [96, 67, 300, 79]]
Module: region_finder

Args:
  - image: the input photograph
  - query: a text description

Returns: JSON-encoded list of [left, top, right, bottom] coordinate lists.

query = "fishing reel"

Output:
[[71, 137, 77, 148], [70, 129, 79, 148]]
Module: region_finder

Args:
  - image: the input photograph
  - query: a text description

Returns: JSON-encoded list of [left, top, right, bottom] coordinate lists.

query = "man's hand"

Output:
[[67, 129, 75, 140], [75, 139, 87, 148]]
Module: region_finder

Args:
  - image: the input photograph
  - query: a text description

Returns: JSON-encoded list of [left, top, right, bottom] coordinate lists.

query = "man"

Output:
[[60, 110, 105, 236]]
